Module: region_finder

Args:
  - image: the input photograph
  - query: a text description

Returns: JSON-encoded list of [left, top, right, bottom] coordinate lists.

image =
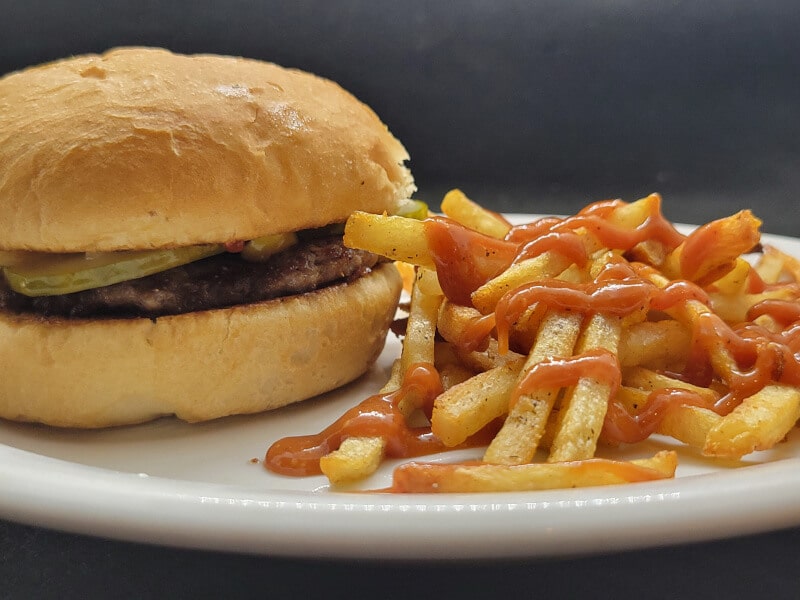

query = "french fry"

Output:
[[433, 341, 476, 391], [606, 193, 665, 230], [276, 190, 800, 493], [440, 188, 511, 239], [757, 244, 800, 283], [470, 194, 668, 314], [661, 210, 761, 285], [537, 408, 561, 450], [391, 450, 678, 493], [437, 301, 489, 350], [389, 266, 442, 416], [626, 238, 667, 268], [622, 366, 720, 405], [436, 300, 528, 372], [438, 362, 477, 391], [394, 260, 416, 293], [548, 313, 622, 462], [432, 359, 524, 447], [483, 310, 582, 464], [471, 252, 574, 314], [319, 362, 403, 486], [612, 385, 649, 414], [438, 298, 546, 358], [414, 264, 444, 296], [768, 243, 800, 282], [637, 268, 745, 385], [399, 268, 442, 389], [453, 338, 525, 373], [704, 384, 800, 459], [709, 286, 797, 324], [660, 405, 722, 449], [618, 320, 692, 370], [382, 359, 404, 393], [323, 267, 443, 486], [711, 257, 754, 295], [344, 211, 435, 268], [320, 436, 387, 484], [611, 386, 721, 449], [754, 246, 787, 284]]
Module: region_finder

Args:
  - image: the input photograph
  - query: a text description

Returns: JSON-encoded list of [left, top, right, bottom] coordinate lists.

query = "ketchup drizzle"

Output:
[[511, 349, 621, 409], [265, 363, 444, 477], [265, 197, 800, 478]]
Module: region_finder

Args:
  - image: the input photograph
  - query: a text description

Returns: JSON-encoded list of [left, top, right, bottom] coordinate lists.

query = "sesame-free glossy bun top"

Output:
[[0, 47, 414, 252]]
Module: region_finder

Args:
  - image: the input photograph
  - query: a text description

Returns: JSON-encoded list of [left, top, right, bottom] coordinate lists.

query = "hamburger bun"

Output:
[[0, 262, 402, 428], [0, 47, 410, 427], [0, 47, 414, 252]]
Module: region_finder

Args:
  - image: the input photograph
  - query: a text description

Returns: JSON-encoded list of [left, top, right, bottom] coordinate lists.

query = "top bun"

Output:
[[0, 47, 414, 252]]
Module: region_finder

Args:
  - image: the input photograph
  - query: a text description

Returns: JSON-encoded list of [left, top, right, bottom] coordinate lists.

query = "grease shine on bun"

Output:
[[0, 47, 410, 427]]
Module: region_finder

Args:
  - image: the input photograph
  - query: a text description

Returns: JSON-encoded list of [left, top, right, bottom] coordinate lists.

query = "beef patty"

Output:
[[0, 237, 380, 319]]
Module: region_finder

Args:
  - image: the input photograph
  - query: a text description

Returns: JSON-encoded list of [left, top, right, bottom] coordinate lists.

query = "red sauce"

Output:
[[425, 199, 686, 307], [514, 231, 588, 267], [748, 299, 800, 325], [264, 198, 800, 487], [505, 216, 565, 244], [506, 198, 685, 253], [511, 349, 620, 409], [425, 216, 517, 305], [683, 311, 800, 414], [493, 278, 653, 353], [679, 210, 760, 282], [567, 214, 684, 252], [746, 267, 768, 294], [602, 389, 712, 445], [626, 262, 710, 308], [224, 240, 246, 253], [264, 363, 444, 476], [486, 251, 710, 354], [457, 312, 497, 352], [650, 280, 710, 310]]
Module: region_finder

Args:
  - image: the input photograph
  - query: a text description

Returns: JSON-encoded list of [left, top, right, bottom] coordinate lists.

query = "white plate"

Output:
[[2, 223, 800, 560]]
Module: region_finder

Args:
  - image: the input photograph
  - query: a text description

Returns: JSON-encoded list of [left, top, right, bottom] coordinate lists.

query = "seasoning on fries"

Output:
[[265, 190, 800, 493]]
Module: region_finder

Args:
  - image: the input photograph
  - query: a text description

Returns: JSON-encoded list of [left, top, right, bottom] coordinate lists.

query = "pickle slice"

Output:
[[240, 232, 298, 262], [3, 245, 224, 297], [396, 199, 429, 220]]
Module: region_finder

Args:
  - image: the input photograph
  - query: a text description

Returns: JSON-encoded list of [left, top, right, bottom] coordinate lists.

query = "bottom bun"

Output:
[[0, 263, 402, 428]]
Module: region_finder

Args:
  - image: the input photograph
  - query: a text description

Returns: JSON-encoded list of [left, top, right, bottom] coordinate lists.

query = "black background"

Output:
[[2, 1, 800, 598], [2, 0, 799, 232]]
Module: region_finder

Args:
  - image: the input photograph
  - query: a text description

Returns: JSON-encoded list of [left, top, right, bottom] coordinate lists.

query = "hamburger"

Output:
[[0, 47, 412, 428]]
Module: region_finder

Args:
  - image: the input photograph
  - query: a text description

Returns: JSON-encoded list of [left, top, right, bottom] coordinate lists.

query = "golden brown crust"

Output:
[[0, 263, 402, 428], [0, 47, 413, 252]]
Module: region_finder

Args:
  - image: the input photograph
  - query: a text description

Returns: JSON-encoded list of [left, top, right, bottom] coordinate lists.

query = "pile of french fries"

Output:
[[315, 191, 800, 492]]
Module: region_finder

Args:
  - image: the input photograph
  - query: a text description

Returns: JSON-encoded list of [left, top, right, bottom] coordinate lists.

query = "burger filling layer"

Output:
[[0, 237, 379, 319]]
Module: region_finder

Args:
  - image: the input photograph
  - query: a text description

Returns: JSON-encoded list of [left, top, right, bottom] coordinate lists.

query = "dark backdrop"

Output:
[[2, 0, 799, 233], [3, 3, 800, 598]]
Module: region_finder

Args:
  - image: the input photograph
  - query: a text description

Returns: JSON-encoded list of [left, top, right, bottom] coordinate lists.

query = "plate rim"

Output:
[[4, 441, 800, 559], [2, 222, 800, 560]]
